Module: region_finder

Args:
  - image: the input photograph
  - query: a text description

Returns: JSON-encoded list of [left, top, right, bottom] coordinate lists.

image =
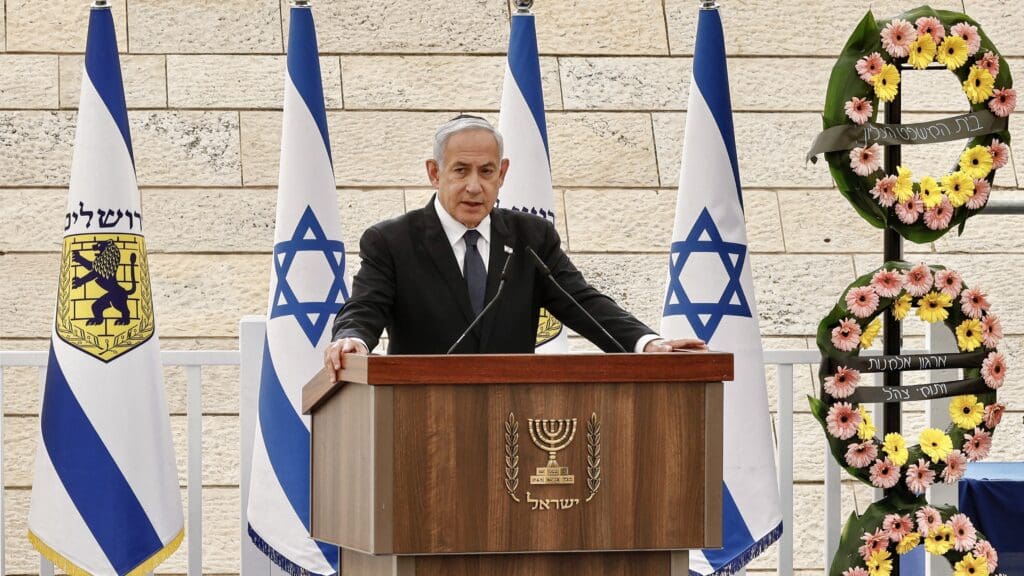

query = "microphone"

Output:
[[526, 246, 628, 353], [446, 249, 515, 354]]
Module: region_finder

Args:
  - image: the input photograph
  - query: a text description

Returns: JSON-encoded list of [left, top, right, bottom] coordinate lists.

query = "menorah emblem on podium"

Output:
[[527, 418, 577, 485]]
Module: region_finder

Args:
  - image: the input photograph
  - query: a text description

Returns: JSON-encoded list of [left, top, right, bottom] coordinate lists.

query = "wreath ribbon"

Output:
[[807, 109, 1008, 162]]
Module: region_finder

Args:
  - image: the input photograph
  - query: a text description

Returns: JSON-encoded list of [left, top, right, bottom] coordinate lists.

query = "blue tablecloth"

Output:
[[959, 462, 1024, 575]]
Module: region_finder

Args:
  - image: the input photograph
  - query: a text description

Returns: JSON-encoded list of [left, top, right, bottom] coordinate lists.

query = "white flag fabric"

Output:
[[28, 5, 183, 574], [659, 6, 782, 575], [498, 10, 568, 353], [245, 5, 343, 575]]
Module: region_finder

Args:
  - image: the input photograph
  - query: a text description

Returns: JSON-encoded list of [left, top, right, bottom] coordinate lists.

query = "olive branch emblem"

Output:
[[504, 412, 520, 502]]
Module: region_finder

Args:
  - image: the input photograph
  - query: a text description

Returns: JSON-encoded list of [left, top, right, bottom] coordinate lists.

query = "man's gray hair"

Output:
[[433, 116, 504, 167]]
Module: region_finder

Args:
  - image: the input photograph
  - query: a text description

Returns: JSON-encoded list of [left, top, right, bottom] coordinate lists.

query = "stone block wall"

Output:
[[1, 0, 1022, 573]]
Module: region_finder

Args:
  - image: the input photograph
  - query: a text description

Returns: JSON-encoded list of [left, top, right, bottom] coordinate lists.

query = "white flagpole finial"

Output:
[[91, 0, 109, 7], [700, 0, 720, 9], [514, 0, 534, 14]]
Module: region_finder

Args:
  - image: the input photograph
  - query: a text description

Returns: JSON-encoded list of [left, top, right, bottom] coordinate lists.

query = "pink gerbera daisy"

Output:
[[981, 314, 1002, 349], [974, 540, 999, 572], [850, 144, 882, 175], [917, 506, 943, 536], [845, 97, 874, 125], [870, 457, 900, 488], [906, 458, 935, 495], [943, 450, 968, 482], [960, 286, 991, 318], [895, 194, 924, 224], [846, 441, 879, 468], [856, 52, 885, 83], [916, 16, 945, 43], [923, 196, 953, 230], [989, 88, 1017, 117], [884, 514, 914, 542], [984, 402, 1005, 428], [871, 175, 898, 207], [903, 263, 934, 296], [966, 178, 990, 210], [843, 568, 869, 576], [977, 51, 1000, 78], [871, 269, 903, 298], [951, 22, 981, 55], [981, 351, 1006, 389], [989, 138, 1009, 170], [949, 513, 978, 551], [826, 366, 861, 399], [964, 428, 992, 461], [859, 528, 890, 561], [832, 318, 862, 351], [882, 19, 917, 58], [846, 286, 880, 318], [827, 402, 861, 440], [934, 269, 963, 298]]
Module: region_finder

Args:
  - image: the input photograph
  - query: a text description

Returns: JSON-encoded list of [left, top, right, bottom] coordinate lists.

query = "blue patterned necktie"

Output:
[[463, 229, 486, 315]]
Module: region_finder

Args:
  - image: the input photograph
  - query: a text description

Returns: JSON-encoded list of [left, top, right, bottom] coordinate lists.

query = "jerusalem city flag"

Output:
[[245, 3, 343, 575], [28, 4, 183, 574], [660, 4, 783, 575], [498, 6, 568, 353]]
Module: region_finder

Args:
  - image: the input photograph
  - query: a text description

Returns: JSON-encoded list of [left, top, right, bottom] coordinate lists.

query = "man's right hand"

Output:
[[323, 337, 369, 372]]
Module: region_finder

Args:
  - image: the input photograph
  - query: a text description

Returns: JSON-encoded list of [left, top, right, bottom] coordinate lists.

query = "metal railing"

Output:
[[0, 319, 963, 575]]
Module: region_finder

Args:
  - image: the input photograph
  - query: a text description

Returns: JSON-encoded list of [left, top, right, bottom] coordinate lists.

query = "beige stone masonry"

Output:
[[167, 55, 342, 109], [6, 0, 128, 52], [0, 56, 59, 109], [59, 54, 167, 109], [127, 0, 282, 54]]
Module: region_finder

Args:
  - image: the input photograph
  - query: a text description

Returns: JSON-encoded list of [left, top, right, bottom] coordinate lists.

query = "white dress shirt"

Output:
[[434, 196, 490, 274]]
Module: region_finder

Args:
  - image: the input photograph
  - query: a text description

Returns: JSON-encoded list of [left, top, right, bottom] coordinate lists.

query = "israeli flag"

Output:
[[245, 4, 344, 575], [28, 5, 183, 574], [498, 7, 567, 353], [660, 5, 782, 575]]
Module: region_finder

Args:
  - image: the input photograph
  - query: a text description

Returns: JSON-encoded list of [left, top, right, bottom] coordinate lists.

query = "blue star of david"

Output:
[[663, 208, 751, 342], [271, 206, 349, 346]]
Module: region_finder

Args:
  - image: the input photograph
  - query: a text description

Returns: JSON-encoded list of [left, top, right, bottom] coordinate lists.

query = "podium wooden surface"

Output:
[[303, 353, 731, 576]]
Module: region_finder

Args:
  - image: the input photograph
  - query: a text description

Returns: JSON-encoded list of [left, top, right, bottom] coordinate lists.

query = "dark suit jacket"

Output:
[[332, 198, 656, 354]]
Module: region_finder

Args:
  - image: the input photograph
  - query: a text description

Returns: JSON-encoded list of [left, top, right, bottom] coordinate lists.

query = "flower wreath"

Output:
[[811, 262, 1006, 575], [820, 7, 1014, 243]]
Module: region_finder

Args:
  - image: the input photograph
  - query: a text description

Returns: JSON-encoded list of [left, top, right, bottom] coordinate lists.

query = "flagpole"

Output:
[[513, 0, 533, 13]]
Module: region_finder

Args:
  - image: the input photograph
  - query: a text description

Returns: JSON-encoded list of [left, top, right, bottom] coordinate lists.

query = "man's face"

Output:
[[426, 129, 510, 228]]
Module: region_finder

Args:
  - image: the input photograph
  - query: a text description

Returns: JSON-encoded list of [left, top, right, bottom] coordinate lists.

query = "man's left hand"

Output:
[[643, 338, 707, 353]]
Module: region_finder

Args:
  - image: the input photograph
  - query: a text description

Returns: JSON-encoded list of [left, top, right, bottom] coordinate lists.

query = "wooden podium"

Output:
[[302, 353, 731, 576]]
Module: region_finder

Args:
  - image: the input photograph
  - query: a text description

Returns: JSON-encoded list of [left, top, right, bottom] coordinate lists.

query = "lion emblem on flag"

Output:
[[56, 234, 154, 362], [535, 307, 563, 346]]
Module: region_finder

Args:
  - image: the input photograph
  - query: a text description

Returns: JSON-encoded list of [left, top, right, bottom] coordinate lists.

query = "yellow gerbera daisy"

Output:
[[950, 394, 985, 430], [956, 318, 984, 352], [858, 405, 876, 441], [908, 34, 937, 70], [883, 432, 909, 466], [897, 532, 921, 555], [942, 171, 975, 208], [937, 36, 969, 70], [919, 176, 943, 209], [895, 165, 914, 202], [954, 553, 990, 576], [964, 66, 996, 104], [860, 318, 882, 349], [867, 549, 893, 576], [925, 524, 955, 555], [893, 293, 913, 320], [917, 291, 952, 323], [959, 145, 994, 179], [920, 428, 953, 463], [873, 64, 901, 102]]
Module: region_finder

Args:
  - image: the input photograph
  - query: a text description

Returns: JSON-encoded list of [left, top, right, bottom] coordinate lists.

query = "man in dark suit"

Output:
[[325, 116, 703, 368]]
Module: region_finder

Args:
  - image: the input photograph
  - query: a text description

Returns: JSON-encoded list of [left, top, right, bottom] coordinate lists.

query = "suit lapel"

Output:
[[479, 209, 517, 351], [420, 198, 475, 325]]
